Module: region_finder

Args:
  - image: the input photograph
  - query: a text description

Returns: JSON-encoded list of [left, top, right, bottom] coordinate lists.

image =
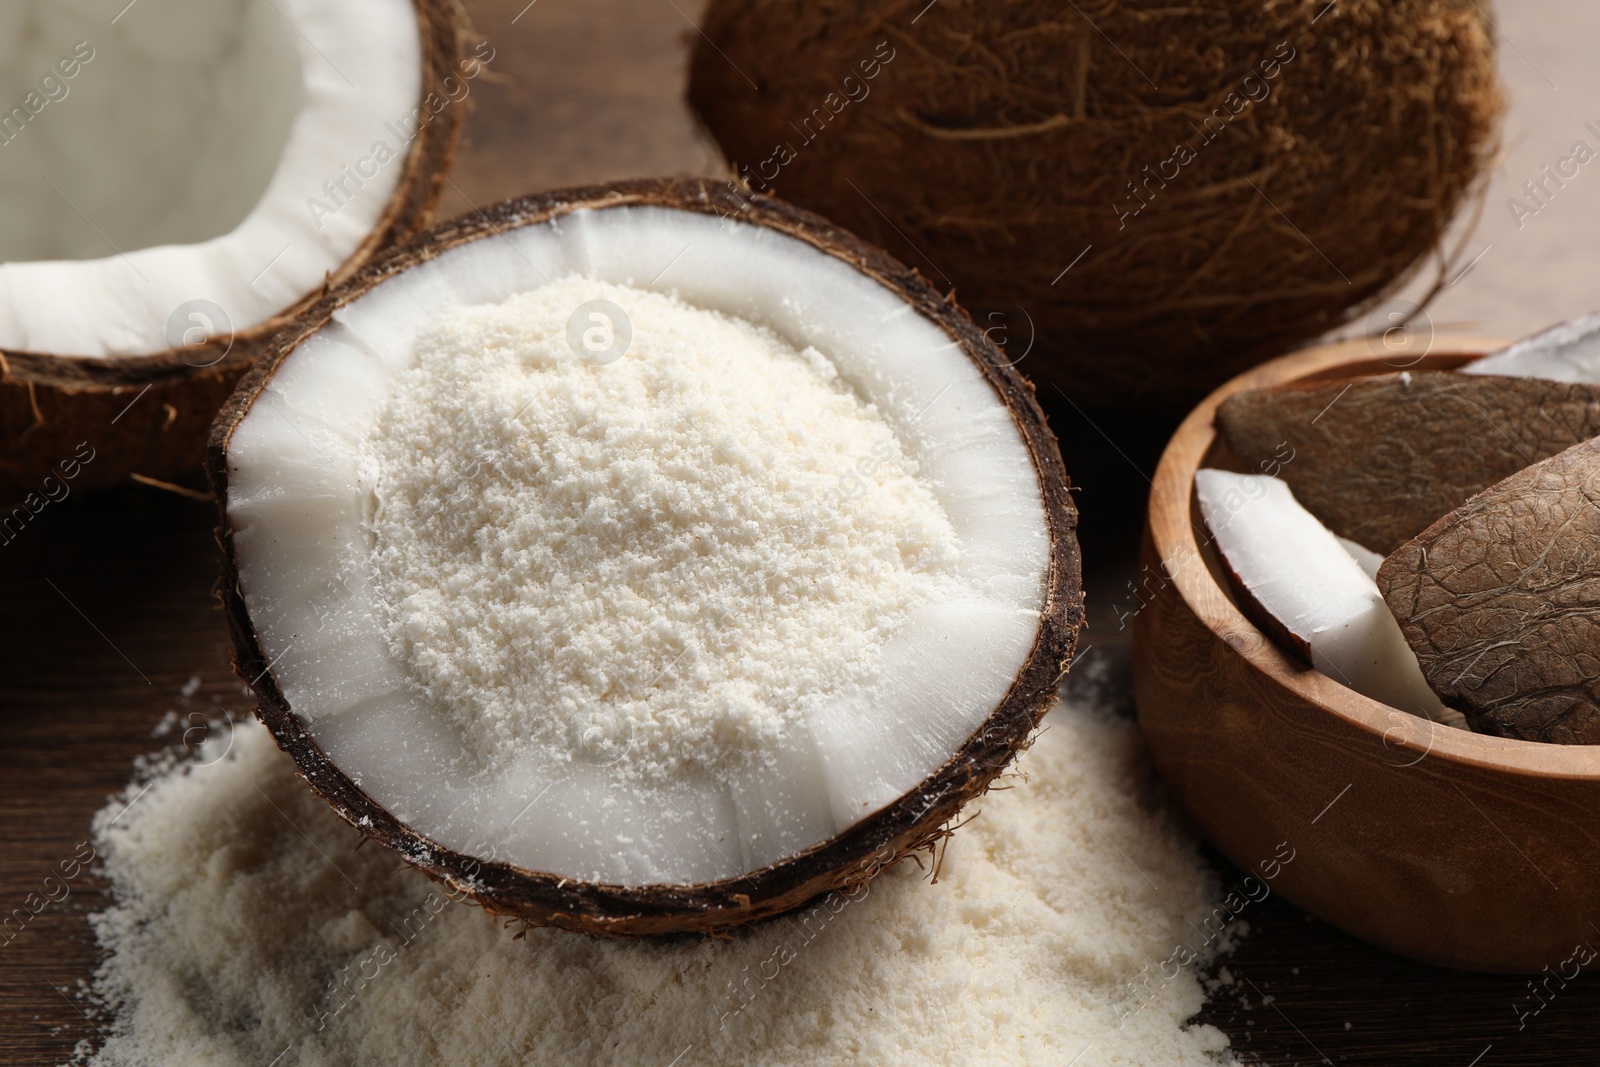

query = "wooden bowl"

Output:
[[1133, 336, 1600, 974]]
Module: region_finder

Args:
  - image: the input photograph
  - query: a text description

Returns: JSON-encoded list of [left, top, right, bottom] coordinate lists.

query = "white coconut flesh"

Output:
[[225, 205, 1052, 887], [1195, 469, 1445, 723], [0, 0, 420, 356], [1334, 535, 1384, 581], [1465, 311, 1600, 383]]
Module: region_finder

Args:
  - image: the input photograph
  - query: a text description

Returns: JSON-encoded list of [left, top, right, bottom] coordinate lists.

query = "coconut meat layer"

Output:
[[1466, 312, 1600, 383], [0, 0, 421, 357], [226, 206, 1052, 886], [1195, 469, 1443, 722]]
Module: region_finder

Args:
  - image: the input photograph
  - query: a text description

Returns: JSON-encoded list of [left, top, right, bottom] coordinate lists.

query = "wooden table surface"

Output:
[[2, 2, 1593, 1063]]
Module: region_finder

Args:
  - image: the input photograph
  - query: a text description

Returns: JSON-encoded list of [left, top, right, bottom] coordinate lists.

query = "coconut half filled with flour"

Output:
[[210, 180, 1083, 935], [0, 0, 470, 490]]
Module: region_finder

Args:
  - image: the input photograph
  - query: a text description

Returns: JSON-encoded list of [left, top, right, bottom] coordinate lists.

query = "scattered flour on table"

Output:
[[363, 275, 962, 782], [73, 696, 1238, 1067]]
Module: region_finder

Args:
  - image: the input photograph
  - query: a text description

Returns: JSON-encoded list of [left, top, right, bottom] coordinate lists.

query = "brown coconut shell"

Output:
[[208, 177, 1085, 937], [687, 0, 1503, 411], [1378, 436, 1600, 744], [0, 0, 471, 494], [1217, 371, 1600, 554]]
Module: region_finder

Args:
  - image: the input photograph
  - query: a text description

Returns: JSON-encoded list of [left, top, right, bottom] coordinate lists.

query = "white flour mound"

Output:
[[75, 695, 1238, 1067], [364, 276, 962, 781]]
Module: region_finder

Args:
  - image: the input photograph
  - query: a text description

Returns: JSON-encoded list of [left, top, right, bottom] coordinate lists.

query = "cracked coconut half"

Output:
[[0, 0, 469, 490], [210, 179, 1084, 936]]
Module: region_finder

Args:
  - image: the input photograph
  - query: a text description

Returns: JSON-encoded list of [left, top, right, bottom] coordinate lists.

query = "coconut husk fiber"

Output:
[[688, 0, 1503, 410]]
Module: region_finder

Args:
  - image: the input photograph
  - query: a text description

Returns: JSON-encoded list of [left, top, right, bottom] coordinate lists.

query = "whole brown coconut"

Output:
[[688, 0, 1503, 409], [0, 0, 468, 493]]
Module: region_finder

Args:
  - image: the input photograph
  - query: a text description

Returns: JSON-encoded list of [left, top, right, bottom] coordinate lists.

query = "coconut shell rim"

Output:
[[207, 176, 1085, 938]]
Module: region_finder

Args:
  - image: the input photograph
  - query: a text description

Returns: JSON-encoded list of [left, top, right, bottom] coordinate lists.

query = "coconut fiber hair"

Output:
[[689, 0, 1503, 410]]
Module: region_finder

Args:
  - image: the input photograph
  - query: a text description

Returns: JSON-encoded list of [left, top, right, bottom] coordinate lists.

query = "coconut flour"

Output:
[[73, 681, 1238, 1067], [363, 276, 961, 781]]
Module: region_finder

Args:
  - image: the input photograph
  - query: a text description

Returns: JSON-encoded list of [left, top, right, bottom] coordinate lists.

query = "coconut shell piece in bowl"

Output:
[[210, 178, 1084, 937], [0, 0, 470, 493], [1216, 371, 1600, 554], [1133, 336, 1600, 973], [1379, 436, 1600, 744]]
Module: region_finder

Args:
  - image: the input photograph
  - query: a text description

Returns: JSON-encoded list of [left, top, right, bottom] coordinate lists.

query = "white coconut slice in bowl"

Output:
[[209, 179, 1084, 936], [1193, 468, 1446, 723], [0, 0, 471, 492]]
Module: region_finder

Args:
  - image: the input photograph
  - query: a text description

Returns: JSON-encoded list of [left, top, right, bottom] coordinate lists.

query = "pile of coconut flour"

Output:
[[72, 685, 1238, 1067], [364, 276, 962, 781]]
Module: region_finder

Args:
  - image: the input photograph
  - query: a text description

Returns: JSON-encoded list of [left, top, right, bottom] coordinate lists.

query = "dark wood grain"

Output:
[[0, 488, 252, 1065], [4, 2, 1599, 1064], [435, 0, 722, 215]]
